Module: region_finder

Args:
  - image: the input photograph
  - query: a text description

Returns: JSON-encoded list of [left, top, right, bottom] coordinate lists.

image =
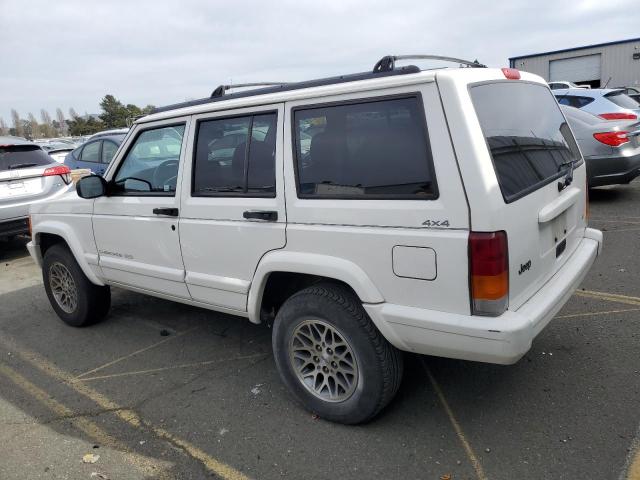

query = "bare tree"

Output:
[[40, 109, 54, 138], [11, 109, 23, 137], [56, 108, 67, 136], [0, 117, 8, 135], [68, 107, 79, 119], [27, 112, 39, 139]]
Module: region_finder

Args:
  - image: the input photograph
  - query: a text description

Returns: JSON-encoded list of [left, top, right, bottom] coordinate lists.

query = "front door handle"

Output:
[[153, 208, 179, 217], [243, 210, 278, 221]]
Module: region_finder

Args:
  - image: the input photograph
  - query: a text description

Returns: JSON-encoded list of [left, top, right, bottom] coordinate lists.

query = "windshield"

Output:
[[470, 82, 581, 202], [0, 145, 54, 172]]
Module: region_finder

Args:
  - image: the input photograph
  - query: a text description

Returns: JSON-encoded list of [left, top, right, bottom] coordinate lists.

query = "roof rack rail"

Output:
[[211, 82, 289, 98], [373, 55, 486, 73]]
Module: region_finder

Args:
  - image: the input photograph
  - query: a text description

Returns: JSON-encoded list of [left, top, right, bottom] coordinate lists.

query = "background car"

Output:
[[548, 81, 590, 90], [0, 136, 72, 240], [88, 128, 129, 140], [36, 141, 76, 163], [554, 88, 640, 121], [65, 134, 126, 174], [561, 105, 640, 187]]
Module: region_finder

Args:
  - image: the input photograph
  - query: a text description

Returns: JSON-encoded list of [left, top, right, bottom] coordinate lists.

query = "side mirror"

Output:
[[76, 175, 107, 199]]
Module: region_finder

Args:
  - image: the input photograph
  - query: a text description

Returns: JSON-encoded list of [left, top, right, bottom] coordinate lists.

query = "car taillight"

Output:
[[43, 165, 71, 184], [501, 67, 521, 80], [598, 113, 638, 121], [593, 131, 629, 147], [469, 231, 508, 316]]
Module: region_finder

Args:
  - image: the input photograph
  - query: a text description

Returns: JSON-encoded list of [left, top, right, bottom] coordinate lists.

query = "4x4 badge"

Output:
[[422, 219, 450, 227]]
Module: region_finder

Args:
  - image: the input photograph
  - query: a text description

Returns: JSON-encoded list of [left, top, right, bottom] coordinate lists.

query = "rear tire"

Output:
[[272, 282, 403, 424], [42, 244, 110, 327]]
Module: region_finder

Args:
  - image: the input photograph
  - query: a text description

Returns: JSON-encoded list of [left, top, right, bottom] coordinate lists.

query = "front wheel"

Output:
[[272, 283, 403, 424], [43, 244, 111, 327]]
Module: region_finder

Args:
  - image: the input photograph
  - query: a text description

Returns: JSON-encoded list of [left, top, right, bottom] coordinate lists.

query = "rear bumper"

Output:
[[364, 228, 603, 365], [0, 217, 29, 238], [586, 153, 640, 187]]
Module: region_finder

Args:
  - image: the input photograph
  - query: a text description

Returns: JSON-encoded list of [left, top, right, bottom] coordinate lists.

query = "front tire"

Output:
[[272, 283, 403, 424], [43, 244, 110, 327]]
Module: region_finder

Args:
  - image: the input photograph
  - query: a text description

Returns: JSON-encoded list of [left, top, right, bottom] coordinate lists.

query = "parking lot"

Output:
[[0, 183, 638, 480]]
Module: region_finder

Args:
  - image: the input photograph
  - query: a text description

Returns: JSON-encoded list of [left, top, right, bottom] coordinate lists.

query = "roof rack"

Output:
[[211, 82, 289, 98], [373, 55, 486, 73]]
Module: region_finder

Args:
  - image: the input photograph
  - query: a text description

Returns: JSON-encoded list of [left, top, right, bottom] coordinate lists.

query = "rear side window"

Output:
[[0, 145, 53, 171], [102, 141, 118, 163], [192, 112, 277, 196], [604, 91, 640, 109], [471, 82, 580, 203], [293, 96, 436, 199], [555, 95, 594, 109]]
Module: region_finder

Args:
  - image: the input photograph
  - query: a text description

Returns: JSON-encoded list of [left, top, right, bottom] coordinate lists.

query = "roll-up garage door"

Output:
[[549, 54, 601, 83]]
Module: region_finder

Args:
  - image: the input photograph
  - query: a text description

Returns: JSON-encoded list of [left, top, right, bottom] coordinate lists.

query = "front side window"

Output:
[[113, 124, 185, 194], [80, 141, 101, 163], [472, 82, 580, 202], [293, 96, 435, 198], [192, 112, 277, 196]]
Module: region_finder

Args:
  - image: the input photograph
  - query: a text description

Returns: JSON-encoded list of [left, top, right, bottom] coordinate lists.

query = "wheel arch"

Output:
[[33, 222, 105, 286], [247, 251, 384, 324]]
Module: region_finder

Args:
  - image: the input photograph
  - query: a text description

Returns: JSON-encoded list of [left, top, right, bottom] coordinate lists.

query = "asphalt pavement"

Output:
[[0, 182, 639, 480]]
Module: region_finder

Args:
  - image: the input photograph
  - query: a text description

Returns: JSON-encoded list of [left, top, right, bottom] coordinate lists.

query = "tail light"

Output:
[[469, 231, 509, 316], [43, 165, 71, 184], [501, 68, 521, 80], [593, 131, 629, 147], [598, 113, 637, 121]]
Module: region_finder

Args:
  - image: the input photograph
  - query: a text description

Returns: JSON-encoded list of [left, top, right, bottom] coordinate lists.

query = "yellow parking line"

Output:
[[0, 336, 252, 480], [0, 363, 168, 478], [629, 447, 640, 480], [422, 361, 488, 480], [555, 308, 640, 319], [575, 290, 640, 307], [74, 326, 199, 379], [79, 353, 268, 382]]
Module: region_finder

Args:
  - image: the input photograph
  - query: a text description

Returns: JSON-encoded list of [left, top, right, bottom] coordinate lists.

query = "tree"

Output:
[[0, 118, 7, 135], [67, 115, 103, 136], [56, 108, 67, 136], [11, 109, 23, 137], [40, 109, 54, 138], [99, 95, 129, 128], [27, 113, 39, 139], [68, 107, 79, 120]]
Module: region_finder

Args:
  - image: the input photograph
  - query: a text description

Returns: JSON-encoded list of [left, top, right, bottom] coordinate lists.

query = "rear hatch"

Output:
[[0, 144, 60, 203], [469, 80, 588, 310]]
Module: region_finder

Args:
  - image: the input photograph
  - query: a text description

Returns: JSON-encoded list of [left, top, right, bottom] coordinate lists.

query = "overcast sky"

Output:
[[1, 0, 638, 125]]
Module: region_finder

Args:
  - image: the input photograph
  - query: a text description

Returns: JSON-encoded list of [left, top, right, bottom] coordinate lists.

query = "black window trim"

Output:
[[190, 109, 278, 199], [290, 92, 439, 201], [109, 121, 187, 198], [468, 79, 584, 204], [79, 140, 102, 163]]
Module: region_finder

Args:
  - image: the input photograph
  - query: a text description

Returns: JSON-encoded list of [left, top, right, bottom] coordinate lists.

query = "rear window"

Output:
[[0, 145, 53, 172], [293, 96, 436, 199], [471, 82, 580, 203], [605, 91, 640, 109]]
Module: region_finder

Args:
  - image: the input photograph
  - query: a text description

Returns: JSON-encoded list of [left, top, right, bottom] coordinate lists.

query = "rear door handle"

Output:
[[243, 210, 278, 221], [153, 208, 179, 217]]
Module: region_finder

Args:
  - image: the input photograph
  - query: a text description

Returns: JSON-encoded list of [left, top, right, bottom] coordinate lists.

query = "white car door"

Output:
[[93, 118, 191, 298], [179, 104, 286, 313]]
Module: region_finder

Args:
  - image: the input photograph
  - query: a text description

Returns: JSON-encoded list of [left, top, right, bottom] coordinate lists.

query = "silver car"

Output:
[[561, 105, 640, 187], [0, 137, 73, 240], [554, 88, 640, 121]]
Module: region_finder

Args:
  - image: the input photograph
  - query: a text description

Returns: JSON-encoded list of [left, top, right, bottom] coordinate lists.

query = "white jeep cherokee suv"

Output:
[[28, 55, 603, 424]]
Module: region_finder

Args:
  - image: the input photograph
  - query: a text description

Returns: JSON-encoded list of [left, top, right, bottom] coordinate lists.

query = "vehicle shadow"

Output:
[[0, 235, 30, 262]]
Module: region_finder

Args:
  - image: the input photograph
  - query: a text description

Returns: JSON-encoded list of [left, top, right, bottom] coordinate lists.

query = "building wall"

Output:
[[511, 40, 640, 87]]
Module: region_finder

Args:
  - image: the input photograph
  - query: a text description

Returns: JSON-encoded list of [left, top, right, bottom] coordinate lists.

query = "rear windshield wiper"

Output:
[[8, 163, 38, 170], [557, 160, 574, 191]]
